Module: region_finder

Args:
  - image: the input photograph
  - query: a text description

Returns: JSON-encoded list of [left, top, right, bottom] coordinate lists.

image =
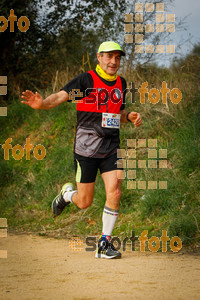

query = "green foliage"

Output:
[[1, 18, 200, 251], [1, 0, 178, 97], [0, 0, 127, 94]]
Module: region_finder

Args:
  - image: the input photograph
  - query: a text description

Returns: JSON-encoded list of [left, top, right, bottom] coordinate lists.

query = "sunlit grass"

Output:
[[0, 63, 200, 249]]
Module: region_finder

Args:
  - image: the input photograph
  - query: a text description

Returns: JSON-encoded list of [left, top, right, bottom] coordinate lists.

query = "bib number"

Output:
[[102, 113, 120, 129]]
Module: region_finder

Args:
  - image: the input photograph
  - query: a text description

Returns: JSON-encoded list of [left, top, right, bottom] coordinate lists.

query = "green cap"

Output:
[[98, 41, 125, 56]]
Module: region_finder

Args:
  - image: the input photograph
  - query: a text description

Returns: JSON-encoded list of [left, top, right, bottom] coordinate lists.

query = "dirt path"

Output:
[[0, 234, 200, 300]]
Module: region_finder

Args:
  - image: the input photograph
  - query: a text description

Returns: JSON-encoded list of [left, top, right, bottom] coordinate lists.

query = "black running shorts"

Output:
[[74, 152, 120, 183]]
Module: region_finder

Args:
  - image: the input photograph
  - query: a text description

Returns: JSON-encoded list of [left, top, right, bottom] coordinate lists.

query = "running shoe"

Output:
[[52, 183, 74, 217], [95, 239, 121, 259]]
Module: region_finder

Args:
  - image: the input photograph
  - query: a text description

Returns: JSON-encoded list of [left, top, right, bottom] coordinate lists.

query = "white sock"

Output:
[[63, 190, 77, 203], [102, 206, 119, 237]]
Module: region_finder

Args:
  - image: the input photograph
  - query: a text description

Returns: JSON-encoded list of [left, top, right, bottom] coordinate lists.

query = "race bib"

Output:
[[102, 113, 121, 129]]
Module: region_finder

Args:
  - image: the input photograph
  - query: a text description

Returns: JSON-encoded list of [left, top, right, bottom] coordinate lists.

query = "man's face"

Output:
[[97, 50, 121, 75]]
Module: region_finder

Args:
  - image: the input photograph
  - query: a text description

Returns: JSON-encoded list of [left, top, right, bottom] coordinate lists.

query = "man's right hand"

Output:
[[21, 90, 43, 109]]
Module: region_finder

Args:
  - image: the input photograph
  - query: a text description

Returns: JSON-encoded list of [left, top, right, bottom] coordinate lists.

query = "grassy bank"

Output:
[[0, 61, 200, 251]]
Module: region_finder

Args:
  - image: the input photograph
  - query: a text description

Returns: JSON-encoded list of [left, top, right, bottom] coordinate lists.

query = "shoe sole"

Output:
[[95, 253, 121, 259]]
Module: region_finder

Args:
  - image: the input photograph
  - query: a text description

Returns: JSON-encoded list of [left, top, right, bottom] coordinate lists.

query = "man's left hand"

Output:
[[128, 112, 142, 127]]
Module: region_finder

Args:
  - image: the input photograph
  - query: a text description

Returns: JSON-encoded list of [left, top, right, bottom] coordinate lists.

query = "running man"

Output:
[[21, 41, 142, 259]]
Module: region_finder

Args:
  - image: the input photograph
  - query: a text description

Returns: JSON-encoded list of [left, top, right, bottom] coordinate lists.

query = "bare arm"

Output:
[[21, 90, 68, 109], [120, 109, 142, 127]]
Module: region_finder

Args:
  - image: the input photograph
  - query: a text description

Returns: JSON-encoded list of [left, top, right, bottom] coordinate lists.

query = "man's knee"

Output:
[[113, 188, 121, 202], [110, 180, 122, 199], [115, 187, 122, 200], [77, 194, 93, 209]]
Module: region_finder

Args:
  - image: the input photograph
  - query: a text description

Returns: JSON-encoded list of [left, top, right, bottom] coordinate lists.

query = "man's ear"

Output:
[[97, 52, 101, 64]]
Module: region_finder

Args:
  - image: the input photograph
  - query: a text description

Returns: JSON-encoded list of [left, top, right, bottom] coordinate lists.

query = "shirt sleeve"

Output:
[[61, 73, 93, 101]]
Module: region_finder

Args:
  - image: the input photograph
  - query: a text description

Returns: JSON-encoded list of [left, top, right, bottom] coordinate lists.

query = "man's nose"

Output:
[[110, 56, 117, 64]]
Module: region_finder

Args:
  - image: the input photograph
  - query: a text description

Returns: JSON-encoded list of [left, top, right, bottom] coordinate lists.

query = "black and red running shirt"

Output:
[[61, 70, 127, 158]]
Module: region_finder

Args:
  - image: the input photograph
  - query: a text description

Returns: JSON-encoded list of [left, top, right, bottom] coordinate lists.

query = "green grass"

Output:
[[0, 75, 200, 251]]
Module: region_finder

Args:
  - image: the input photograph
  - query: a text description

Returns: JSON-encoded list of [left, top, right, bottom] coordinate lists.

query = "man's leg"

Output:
[[101, 170, 122, 238], [71, 182, 95, 209], [52, 182, 95, 216], [52, 153, 98, 216], [95, 168, 123, 259], [102, 170, 122, 210], [70, 154, 97, 208]]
